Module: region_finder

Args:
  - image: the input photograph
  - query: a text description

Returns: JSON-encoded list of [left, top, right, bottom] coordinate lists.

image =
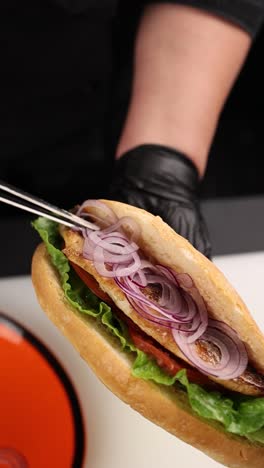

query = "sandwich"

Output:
[[31, 199, 264, 467]]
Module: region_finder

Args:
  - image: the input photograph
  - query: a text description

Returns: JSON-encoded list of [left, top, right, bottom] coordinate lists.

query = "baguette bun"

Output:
[[32, 243, 264, 468]]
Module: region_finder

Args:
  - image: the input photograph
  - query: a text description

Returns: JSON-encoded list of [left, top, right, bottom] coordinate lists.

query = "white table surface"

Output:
[[0, 251, 264, 468]]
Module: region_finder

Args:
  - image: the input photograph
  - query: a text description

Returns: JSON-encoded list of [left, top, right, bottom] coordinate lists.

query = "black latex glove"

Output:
[[108, 144, 211, 258]]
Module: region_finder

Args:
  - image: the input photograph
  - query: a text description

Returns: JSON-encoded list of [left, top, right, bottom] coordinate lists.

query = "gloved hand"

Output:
[[108, 144, 211, 258]]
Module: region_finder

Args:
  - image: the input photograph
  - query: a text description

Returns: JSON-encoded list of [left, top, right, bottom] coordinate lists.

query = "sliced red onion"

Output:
[[127, 296, 191, 330], [114, 253, 142, 277], [115, 273, 203, 329], [97, 216, 141, 242], [81, 219, 141, 277], [92, 246, 116, 277], [124, 269, 208, 340], [175, 274, 208, 343], [88, 231, 139, 255], [77, 199, 118, 227], [177, 273, 194, 289], [129, 261, 156, 287], [92, 246, 141, 278], [140, 274, 182, 309], [82, 236, 94, 260], [173, 319, 248, 380], [156, 264, 179, 285], [178, 293, 200, 327], [130, 269, 148, 288], [98, 251, 135, 265], [115, 276, 186, 321]]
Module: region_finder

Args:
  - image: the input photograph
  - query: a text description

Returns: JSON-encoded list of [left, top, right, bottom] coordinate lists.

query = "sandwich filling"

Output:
[[33, 213, 264, 445]]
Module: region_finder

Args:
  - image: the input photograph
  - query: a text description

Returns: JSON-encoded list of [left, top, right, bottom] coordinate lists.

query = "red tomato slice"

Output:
[[70, 262, 115, 305], [129, 326, 182, 376], [128, 326, 212, 386]]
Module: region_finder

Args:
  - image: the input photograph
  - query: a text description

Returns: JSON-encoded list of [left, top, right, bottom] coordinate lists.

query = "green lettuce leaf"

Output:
[[32, 217, 264, 444], [176, 369, 264, 443], [32, 217, 101, 315], [132, 351, 178, 385]]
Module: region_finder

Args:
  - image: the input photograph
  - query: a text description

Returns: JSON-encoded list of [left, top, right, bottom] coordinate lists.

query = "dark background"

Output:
[[1, 1, 264, 275]]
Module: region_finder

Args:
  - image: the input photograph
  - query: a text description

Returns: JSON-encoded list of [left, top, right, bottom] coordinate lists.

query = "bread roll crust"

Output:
[[32, 243, 264, 468]]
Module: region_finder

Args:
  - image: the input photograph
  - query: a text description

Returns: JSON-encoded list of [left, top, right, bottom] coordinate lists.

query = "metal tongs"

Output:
[[0, 179, 100, 230]]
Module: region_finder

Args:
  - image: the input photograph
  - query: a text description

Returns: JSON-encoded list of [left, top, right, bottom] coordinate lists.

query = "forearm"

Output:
[[116, 4, 252, 176]]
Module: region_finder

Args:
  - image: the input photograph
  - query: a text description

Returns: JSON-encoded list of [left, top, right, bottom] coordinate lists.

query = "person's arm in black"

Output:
[[110, 3, 254, 257]]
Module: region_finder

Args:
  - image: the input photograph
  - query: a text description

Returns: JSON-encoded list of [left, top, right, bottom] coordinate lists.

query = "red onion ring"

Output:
[[115, 275, 191, 322], [127, 296, 191, 330], [115, 270, 208, 344], [81, 219, 142, 277], [156, 264, 179, 285], [76, 199, 118, 227], [173, 319, 248, 380], [92, 246, 141, 278], [175, 273, 208, 343], [89, 216, 141, 243], [88, 231, 139, 255]]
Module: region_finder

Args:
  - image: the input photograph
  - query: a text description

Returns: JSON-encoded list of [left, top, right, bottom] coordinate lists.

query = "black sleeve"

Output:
[[143, 0, 264, 38]]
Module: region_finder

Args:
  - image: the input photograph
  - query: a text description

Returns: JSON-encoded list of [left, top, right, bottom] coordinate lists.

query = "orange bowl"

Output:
[[0, 313, 85, 467]]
